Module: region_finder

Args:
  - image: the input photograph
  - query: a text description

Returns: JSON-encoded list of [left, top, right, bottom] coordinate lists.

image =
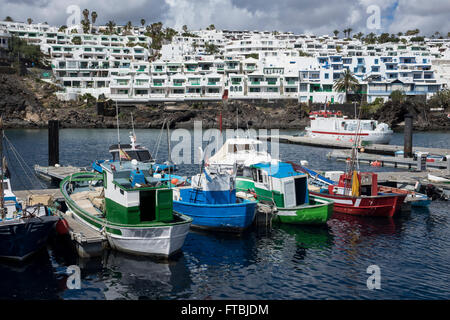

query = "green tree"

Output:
[[333, 30, 339, 37], [389, 90, 405, 104], [205, 42, 219, 55], [106, 20, 116, 35], [4, 16, 13, 22], [8, 35, 42, 66], [27, 18, 33, 25], [91, 11, 98, 33], [333, 69, 360, 103], [71, 36, 82, 45], [140, 19, 146, 27]]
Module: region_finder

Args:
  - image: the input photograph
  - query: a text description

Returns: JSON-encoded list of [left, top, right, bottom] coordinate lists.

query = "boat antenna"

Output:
[[131, 111, 136, 137], [166, 120, 172, 187], [236, 104, 239, 137], [130, 111, 136, 149], [115, 101, 122, 167], [0, 117, 4, 219]]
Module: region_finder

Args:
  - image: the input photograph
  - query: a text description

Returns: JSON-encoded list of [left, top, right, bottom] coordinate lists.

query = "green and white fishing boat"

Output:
[[236, 161, 334, 225], [60, 160, 192, 257]]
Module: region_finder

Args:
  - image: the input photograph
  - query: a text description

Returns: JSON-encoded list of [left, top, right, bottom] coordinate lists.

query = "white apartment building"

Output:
[[1, 20, 448, 103]]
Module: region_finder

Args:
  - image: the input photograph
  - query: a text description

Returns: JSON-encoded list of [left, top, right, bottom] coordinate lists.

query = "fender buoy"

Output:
[[56, 218, 69, 235], [370, 160, 381, 167]]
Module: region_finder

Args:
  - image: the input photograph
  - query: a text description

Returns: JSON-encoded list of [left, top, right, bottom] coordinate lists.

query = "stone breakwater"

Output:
[[0, 74, 448, 131]]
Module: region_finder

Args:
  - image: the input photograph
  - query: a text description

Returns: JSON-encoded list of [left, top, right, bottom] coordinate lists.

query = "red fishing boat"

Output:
[[310, 171, 406, 217]]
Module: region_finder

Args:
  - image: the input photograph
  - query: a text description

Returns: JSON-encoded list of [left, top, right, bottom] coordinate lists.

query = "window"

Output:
[[324, 73, 329, 79]]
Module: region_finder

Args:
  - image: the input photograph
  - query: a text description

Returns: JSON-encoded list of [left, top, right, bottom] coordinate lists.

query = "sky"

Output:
[[1, 0, 449, 36]]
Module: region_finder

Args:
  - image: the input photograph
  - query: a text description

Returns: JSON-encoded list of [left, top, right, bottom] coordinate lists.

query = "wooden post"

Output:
[[48, 120, 59, 166], [404, 114, 413, 158]]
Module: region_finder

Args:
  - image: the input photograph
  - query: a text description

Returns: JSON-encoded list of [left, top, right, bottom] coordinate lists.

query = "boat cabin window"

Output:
[[228, 143, 254, 153], [344, 123, 357, 131], [2, 182, 8, 190], [111, 150, 152, 162], [257, 170, 263, 183]]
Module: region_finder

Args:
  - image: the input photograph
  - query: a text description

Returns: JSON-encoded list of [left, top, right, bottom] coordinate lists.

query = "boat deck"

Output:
[[260, 135, 450, 157]]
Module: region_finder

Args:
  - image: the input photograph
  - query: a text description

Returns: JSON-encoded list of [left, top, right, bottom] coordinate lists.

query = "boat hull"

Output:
[[173, 200, 257, 232], [0, 216, 59, 261], [310, 191, 406, 217], [70, 208, 191, 257], [305, 129, 392, 144], [273, 196, 334, 225]]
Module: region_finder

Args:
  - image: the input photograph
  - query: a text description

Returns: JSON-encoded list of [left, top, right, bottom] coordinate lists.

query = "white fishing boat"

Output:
[[305, 111, 393, 144], [427, 174, 450, 184], [207, 137, 274, 167]]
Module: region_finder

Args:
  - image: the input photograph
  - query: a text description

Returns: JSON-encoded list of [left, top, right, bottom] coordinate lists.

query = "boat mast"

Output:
[[166, 121, 171, 185], [115, 101, 122, 167], [130, 111, 136, 149]]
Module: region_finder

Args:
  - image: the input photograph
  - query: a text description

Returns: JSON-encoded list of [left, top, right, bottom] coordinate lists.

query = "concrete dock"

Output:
[[327, 150, 448, 170], [15, 188, 106, 258], [34, 164, 89, 181], [260, 135, 450, 157], [61, 211, 106, 258]]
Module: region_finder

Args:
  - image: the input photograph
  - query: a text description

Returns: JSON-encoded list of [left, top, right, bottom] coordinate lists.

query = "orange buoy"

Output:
[[56, 218, 69, 235], [371, 161, 381, 167], [171, 178, 179, 185]]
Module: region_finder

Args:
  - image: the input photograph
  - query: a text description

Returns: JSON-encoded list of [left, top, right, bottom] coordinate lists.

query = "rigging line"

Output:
[[4, 134, 45, 189], [153, 119, 166, 162], [3, 141, 34, 193], [3, 135, 45, 189]]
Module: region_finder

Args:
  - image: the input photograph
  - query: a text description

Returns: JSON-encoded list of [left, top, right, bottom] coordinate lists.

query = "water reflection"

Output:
[[0, 248, 60, 300], [276, 224, 333, 250]]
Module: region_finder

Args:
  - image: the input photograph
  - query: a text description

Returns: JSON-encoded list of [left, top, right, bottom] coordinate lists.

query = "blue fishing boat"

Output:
[[173, 165, 257, 232], [0, 120, 59, 262], [92, 132, 176, 174]]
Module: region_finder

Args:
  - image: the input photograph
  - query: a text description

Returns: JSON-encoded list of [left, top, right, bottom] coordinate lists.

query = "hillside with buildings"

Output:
[[0, 16, 449, 130]]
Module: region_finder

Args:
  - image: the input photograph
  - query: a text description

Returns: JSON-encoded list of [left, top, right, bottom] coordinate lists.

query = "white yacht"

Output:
[[304, 111, 393, 144]]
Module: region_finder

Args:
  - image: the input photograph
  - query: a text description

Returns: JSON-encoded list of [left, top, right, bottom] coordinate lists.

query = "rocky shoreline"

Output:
[[0, 73, 448, 131]]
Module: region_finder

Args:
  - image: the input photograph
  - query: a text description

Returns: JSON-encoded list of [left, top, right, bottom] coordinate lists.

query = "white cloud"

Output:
[[0, 0, 449, 36]]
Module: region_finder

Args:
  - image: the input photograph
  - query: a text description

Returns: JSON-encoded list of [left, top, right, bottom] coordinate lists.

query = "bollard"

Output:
[[416, 151, 428, 171], [48, 120, 59, 167], [404, 114, 413, 158]]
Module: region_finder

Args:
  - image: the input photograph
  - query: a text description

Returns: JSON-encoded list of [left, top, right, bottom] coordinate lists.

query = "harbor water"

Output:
[[0, 129, 449, 300]]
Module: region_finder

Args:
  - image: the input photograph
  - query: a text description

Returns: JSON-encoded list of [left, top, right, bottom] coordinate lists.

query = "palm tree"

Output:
[[354, 32, 364, 40], [124, 21, 133, 35], [82, 9, 89, 21], [91, 11, 97, 33], [106, 20, 116, 35], [333, 69, 360, 103], [333, 30, 339, 38], [4, 16, 13, 22], [27, 18, 33, 25], [141, 19, 146, 27], [347, 28, 353, 39], [342, 29, 348, 38], [182, 25, 188, 33]]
